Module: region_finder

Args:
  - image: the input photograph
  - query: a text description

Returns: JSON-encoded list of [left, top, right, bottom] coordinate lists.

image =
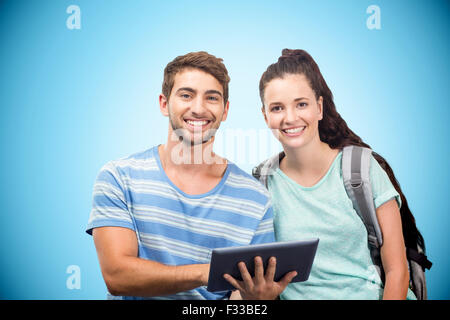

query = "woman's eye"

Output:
[[271, 106, 282, 112], [297, 102, 307, 108]]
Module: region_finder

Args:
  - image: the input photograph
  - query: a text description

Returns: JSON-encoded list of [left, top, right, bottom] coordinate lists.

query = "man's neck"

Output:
[[158, 140, 228, 195], [158, 138, 226, 175]]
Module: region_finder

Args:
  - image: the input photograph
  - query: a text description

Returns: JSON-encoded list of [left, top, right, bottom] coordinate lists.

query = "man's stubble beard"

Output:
[[168, 107, 222, 147]]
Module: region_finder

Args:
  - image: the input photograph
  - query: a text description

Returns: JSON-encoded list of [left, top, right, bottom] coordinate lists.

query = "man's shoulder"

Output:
[[98, 146, 159, 177]]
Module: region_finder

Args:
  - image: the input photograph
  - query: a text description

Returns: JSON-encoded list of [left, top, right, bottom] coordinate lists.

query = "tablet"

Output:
[[207, 238, 319, 292]]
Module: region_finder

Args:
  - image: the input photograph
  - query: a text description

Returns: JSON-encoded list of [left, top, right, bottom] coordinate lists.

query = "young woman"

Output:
[[255, 49, 423, 300]]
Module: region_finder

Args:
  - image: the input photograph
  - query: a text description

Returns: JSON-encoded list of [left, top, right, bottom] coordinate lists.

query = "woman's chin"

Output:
[[279, 137, 308, 150]]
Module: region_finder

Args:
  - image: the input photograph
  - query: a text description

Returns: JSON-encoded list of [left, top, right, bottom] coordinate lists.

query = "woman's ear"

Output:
[[317, 96, 324, 120], [261, 105, 268, 124]]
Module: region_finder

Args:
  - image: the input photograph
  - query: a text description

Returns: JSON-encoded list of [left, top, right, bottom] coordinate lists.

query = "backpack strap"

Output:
[[342, 145, 383, 248], [252, 151, 285, 187], [342, 146, 385, 280], [407, 247, 432, 270]]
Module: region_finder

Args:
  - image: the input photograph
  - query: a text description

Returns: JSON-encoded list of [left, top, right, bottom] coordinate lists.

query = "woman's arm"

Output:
[[376, 199, 410, 300]]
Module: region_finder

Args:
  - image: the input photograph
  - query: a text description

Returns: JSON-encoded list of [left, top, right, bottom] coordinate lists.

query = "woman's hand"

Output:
[[223, 256, 297, 300]]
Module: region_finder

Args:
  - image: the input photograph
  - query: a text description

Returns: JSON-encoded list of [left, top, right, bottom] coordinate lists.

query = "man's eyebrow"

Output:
[[205, 90, 223, 97], [175, 88, 222, 97], [176, 87, 196, 94]]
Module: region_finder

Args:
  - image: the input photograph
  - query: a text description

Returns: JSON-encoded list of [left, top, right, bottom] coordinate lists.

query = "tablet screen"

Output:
[[207, 238, 319, 292]]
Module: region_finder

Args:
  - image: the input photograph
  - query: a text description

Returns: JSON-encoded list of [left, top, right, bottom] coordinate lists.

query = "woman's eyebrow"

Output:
[[269, 101, 283, 106], [269, 97, 309, 106]]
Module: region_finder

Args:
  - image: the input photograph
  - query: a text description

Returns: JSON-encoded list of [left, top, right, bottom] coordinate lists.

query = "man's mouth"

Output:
[[281, 126, 306, 136], [184, 119, 212, 130]]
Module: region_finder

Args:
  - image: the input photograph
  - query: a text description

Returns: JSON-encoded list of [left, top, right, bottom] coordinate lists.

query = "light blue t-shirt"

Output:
[[87, 146, 275, 300], [268, 151, 416, 300]]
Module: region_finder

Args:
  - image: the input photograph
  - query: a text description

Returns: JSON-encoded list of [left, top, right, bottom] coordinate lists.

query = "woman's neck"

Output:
[[280, 140, 339, 186]]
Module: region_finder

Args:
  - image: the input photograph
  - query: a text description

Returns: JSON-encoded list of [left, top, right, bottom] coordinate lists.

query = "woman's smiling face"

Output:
[[262, 73, 323, 150]]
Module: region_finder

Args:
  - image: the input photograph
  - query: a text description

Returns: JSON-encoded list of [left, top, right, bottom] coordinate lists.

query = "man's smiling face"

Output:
[[163, 68, 229, 146]]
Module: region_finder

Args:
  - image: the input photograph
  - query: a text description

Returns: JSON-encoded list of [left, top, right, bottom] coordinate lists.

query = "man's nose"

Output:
[[190, 97, 206, 114]]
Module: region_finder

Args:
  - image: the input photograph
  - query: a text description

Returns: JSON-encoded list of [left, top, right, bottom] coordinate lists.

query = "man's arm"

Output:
[[93, 226, 210, 297]]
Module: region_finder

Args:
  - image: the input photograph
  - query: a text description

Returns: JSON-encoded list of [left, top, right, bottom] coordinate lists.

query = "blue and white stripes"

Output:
[[87, 146, 275, 300]]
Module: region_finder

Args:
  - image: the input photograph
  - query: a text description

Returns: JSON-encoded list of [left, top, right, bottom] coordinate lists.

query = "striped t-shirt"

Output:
[[86, 145, 275, 300]]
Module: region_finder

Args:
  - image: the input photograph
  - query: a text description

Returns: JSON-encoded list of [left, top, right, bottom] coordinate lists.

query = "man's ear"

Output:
[[317, 96, 323, 120], [221, 100, 230, 122], [159, 94, 169, 117]]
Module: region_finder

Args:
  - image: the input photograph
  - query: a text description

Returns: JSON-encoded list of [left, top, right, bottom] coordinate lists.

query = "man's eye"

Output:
[[180, 94, 191, 99], [207, 96, 219, 101]]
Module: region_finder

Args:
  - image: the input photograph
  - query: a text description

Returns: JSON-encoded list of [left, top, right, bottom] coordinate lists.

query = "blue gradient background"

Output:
[[0, 0, 448, 299]]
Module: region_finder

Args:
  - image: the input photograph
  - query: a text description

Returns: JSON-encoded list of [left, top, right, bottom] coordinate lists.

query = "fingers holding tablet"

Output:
[[224, 256, 298, 300], [207, 239, 319, 295], [264, 256, 277, 281]]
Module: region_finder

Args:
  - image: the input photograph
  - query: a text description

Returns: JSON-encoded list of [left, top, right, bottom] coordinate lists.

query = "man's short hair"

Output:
[[162, 51, 230, 104]]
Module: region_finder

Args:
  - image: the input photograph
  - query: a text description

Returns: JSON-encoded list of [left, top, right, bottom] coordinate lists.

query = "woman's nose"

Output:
[[285, 107, 298, 123]]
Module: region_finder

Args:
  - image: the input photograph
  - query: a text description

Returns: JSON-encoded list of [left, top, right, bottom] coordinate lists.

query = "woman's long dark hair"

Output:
[[259, 49, 425, 252]]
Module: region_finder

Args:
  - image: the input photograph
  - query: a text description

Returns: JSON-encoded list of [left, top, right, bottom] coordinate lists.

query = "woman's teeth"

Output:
[[283, 127, 305, 133]]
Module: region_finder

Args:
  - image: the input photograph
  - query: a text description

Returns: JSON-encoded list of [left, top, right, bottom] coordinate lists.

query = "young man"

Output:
[[86, 52, 296, 300]]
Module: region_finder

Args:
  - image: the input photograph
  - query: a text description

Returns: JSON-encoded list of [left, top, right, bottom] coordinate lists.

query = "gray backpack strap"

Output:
[[342, 145, 383, 248], [252, 152, 285, 187], [408, 246, 427, 300], [342, 146, 385, 281]]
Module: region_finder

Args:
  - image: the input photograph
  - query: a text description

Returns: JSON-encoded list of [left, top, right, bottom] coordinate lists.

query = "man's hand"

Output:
[[223, 256, 297, 300]]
